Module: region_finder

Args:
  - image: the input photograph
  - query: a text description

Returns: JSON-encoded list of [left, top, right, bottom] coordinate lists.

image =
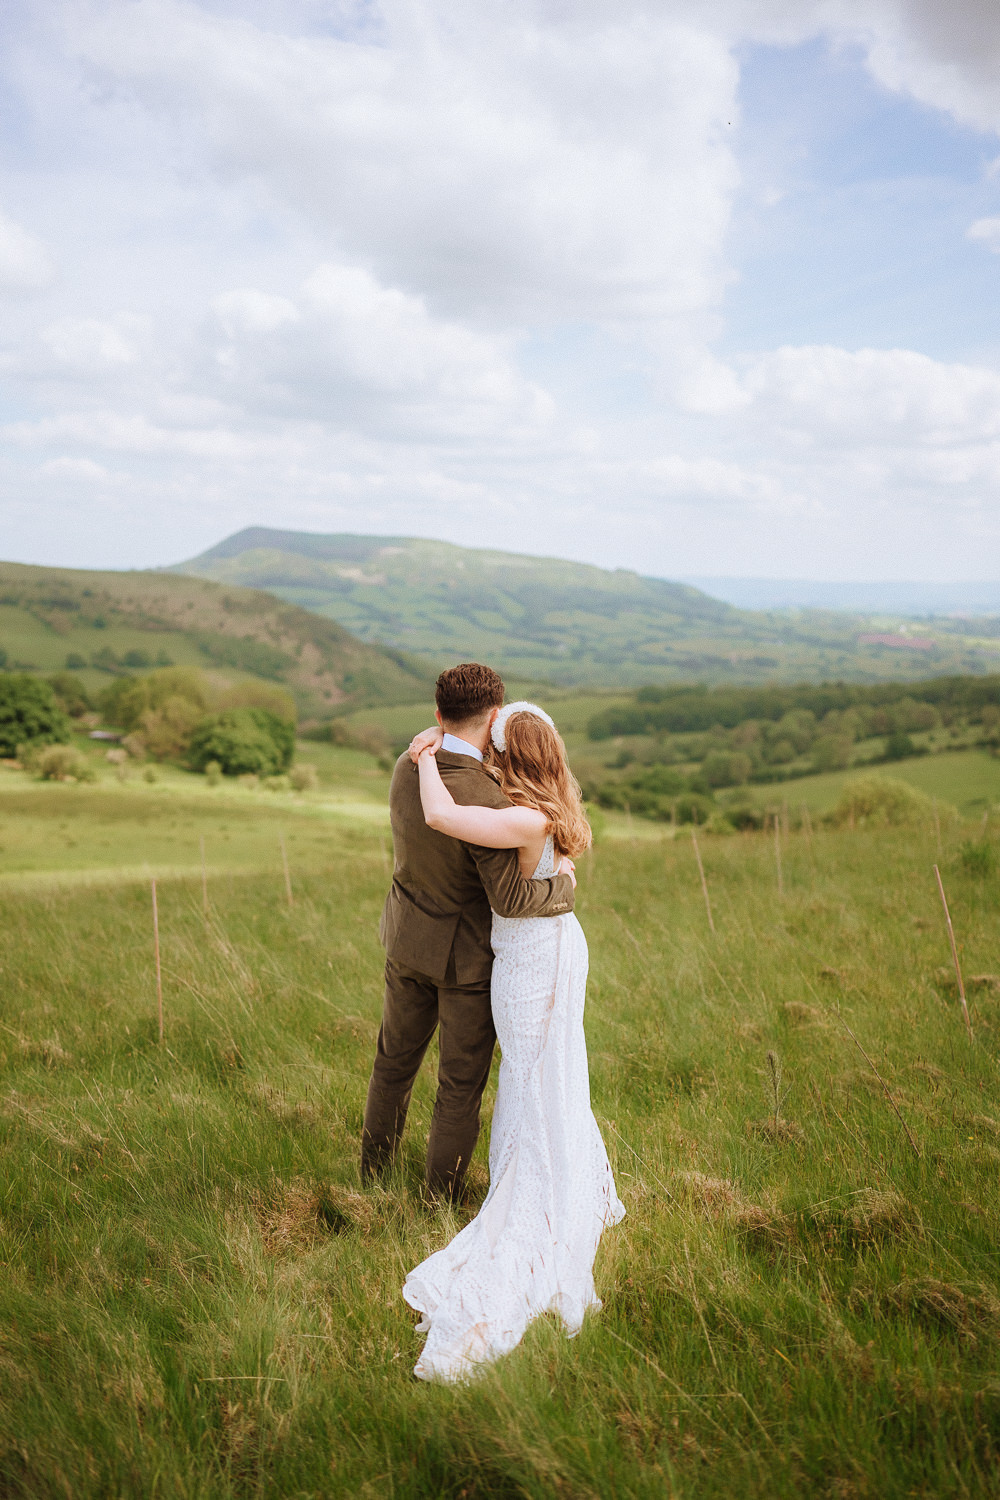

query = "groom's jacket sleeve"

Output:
[[448, 767, 576, 921], [469, 839, 575, 919], [380, 752, 575, 986]]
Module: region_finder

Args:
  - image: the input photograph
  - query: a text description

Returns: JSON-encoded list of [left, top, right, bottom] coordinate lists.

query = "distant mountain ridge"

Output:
[[686, 577, 1000, 616], [173, 528, 1000, 686]]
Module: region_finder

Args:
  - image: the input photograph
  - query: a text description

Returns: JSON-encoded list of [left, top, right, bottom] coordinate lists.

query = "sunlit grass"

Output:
[[1, 777, 998, 1497]]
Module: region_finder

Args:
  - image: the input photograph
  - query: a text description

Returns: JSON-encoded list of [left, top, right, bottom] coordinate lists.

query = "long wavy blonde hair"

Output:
[[486, 711, 591, 857]]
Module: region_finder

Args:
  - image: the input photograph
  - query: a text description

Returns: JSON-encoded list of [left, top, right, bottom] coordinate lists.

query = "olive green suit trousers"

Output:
[[361, 749, 575, 1198]]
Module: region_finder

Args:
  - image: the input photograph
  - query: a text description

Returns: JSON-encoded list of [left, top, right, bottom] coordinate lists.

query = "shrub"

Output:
[[827, 775, 936, 829], [290, 763, 319, 792], [676, 791, 715, 825], [34, 744, 96, 782], [121, 732, 147, 760], [590, 763, 690, 820], [724, 800, 766, 831], [188, 708, 294, 778], [0, 675, 71, 757], [105, 747, 128, 782], [64, 652, 86, 670], [884, 731, 916, 760]]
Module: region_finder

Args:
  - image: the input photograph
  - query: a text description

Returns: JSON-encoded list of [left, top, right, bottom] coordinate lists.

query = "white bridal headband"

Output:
[[490, 701, 555, 753]]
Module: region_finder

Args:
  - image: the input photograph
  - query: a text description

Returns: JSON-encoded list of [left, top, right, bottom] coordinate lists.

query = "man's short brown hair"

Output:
[[435, 662, 505, 725]]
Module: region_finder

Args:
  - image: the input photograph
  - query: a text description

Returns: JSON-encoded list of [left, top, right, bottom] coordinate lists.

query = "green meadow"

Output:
[[2, 749, 999, 1497], [735, 749, 1000, 820]]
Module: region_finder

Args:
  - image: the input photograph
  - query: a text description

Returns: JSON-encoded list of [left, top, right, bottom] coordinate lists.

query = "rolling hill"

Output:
[[173, 527, 1000, 687], [0, 561, 433, 719]]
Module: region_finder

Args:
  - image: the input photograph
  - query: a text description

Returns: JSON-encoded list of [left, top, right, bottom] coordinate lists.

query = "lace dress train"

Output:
[[403, 836, 625, 1382]]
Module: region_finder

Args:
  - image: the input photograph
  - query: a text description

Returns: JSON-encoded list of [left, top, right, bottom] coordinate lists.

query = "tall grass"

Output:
[[1, 798, 998, 1497]]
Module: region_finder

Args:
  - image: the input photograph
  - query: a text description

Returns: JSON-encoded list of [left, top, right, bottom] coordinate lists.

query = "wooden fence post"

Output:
[[934, 864, 973, 1042], [280, 833, 293, 908], [691, 828, 715, 934], [151, 879, 163, 1043]]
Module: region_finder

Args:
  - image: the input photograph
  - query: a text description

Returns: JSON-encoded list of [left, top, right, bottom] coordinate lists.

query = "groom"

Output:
[[361, 661, 576, 1202]]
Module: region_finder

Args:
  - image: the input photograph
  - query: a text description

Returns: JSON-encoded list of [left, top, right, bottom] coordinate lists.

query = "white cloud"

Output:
[[2, 0, 1000, 576], [41, 317, 138, 370], [74, 0, 740, 324], [204, 261, 553, 436], [0, 208, 53, 293], [967, 215, 1000, 251], [38, 456, 113, 481], [741, 345, 1000, 445], [212, 289, 300, 336]]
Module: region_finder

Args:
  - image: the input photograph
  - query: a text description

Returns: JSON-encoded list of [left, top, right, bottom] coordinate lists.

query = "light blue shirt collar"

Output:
[[441, 732, 483, 762]]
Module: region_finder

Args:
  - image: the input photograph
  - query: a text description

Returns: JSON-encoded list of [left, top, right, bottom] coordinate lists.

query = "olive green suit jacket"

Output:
[[379, 749, 576, 986]]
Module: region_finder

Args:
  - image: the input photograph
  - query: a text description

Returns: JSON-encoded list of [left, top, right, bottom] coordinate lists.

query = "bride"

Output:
[[402, 701, 625, 1383]]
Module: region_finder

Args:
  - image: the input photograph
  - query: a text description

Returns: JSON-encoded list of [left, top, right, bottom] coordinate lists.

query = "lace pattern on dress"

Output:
[[402, 835, 625, 1381]]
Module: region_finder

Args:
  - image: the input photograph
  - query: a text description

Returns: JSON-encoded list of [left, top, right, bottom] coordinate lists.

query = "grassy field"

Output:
[[731, 750, 1000, 821], [0, 737, 393, 887], [336, 689, 632, 755], [2, 762, 1000, 1497]]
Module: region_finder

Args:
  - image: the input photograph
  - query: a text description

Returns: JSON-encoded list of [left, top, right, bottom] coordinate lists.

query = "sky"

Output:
[[2, 0, 1000, 582]]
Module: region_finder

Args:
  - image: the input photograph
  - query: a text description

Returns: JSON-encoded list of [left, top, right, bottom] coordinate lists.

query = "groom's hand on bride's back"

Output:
[[557, 855, 576, 888]]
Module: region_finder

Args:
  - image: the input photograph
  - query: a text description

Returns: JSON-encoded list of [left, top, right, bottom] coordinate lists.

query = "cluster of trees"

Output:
[[0, 675, 72, 757], [587, 675, 1000, 795], [69, 646, 175, 673], [588, 675, 1000, 740], [0, 666, 299, 778], [581, 673, 1000, 821], [98, 668, 297, 776]]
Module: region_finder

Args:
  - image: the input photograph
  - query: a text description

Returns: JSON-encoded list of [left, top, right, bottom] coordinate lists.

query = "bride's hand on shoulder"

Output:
[[557, 854, 576, 888], [408, 726, 444, 763]]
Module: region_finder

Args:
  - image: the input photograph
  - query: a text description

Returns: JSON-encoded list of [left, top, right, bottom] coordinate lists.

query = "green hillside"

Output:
[[0, 561, 432, 721], [173, 527, 1000, 687]]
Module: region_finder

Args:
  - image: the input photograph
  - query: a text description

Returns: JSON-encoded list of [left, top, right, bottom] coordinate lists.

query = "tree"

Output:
[[884, 731, 916, 761], [140, 696, 206, 762], [187, 708, 295, 777], [702, 749, 752, 788], [216, 679, 297, 724], [46, 672, 93, 719], [98, 667, 210, 731], [0, 676, 72, 756], [811, 734, 852, 772]]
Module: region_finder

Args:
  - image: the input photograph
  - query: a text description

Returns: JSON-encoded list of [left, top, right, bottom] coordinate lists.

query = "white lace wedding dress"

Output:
[[403, 835, 625, 1382]]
